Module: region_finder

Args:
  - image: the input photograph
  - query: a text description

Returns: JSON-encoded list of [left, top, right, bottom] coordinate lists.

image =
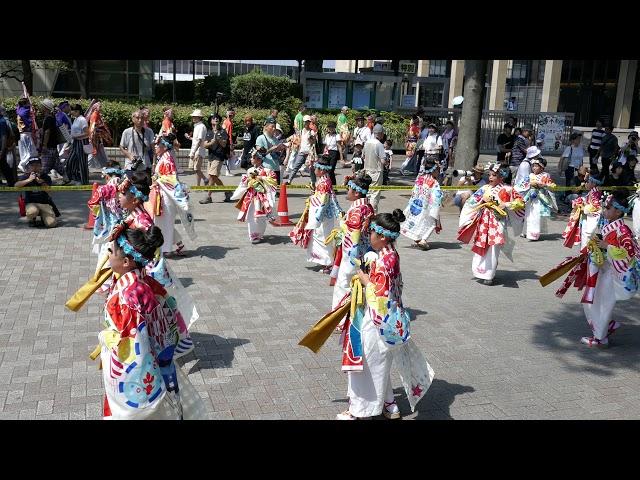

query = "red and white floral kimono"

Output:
[[123, 205, 198, 357], [290, 175, 342, 266], [458, 183, 525, 280], [330, 198, 374, 309], [562, 187, 602, 249], [344, 246, 434, 418], [88, 177, 124, 269], [230, 166, 277, 242], [99, 269, 206, 420], [555, 218, 640, 342], [515, 171, 557, 240], [400, 174, 443, 243], [149, 151, 196, 253]]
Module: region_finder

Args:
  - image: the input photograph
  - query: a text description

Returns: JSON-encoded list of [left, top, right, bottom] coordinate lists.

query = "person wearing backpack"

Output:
[[0, 106, 17, 186]]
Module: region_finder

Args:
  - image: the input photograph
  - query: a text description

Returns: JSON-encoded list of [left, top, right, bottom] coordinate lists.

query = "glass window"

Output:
[[328, 81, 347, 109], [128, 60, 139, 72], [128, 74, 139, 94], [197, 61, 203, 75], [90, 72, 126, 94], [429, 60, 448, 77], [91, 60, 127, 72], [353, 82, 373, 109], [375, 82, 393, 110]]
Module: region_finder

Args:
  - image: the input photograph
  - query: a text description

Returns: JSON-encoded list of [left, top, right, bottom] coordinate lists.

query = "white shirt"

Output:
[[70, 115, 88, 138], [514, 160, 531, 187], [299, 128, 316, 154], [190, 121, 207, 158], [323, 133, 339, 151], [422, 133, 443, 154], [353, 126, 371, 145], [363, 137, 386, 172], [562, 145, 585, 168]]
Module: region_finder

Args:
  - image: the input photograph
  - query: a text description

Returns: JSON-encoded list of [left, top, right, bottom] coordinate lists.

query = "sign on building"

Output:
[[373, 61, 392, 72], [328, 81, 347, 109], [537, 114, 566, 153], [399, 61, 416, 74], [305, 80, 324, 109]]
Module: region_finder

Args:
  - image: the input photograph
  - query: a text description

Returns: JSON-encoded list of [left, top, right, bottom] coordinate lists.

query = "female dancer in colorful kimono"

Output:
[[86, 101, 111, 169], [562, 173, 603, 249], [98, 226, 206, 419], [457, 163, 525, 285], [551, 193, 640, 347], [515, 157, 557, 241], [631, 183, 640, 240], [329, 173, 375, 320], [336, 209, 434, 420], [230, 148, 278, 244], [400, 158, 443, 250], [289, 155, 343, 272], [116, 171, 197, 356], [149, 134, 196, 256], [88, 165, 125, 270]]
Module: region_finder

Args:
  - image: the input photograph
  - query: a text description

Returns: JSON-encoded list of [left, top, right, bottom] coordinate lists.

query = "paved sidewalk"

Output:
[[0, 162, 639, 420]]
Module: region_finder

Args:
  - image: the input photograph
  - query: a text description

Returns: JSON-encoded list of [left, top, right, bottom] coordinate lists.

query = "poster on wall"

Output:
[[537, 114, 566, 153], [305, 80, 324, 109], [352, 83, 372, 109], [328, 81, 347, 109]]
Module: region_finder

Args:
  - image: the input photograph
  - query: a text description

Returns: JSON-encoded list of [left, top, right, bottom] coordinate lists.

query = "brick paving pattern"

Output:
[[1, 155, 639, 420]]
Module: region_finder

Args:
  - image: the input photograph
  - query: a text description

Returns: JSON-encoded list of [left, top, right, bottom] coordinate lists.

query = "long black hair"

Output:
[[351, 172, 372, 194], [119, 226, 164, 264], [371, 209, 406, 240], [125, 170, 151, 197]]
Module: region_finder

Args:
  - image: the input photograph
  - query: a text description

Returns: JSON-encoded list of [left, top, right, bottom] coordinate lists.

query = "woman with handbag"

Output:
[[66, 104, 90, 184]]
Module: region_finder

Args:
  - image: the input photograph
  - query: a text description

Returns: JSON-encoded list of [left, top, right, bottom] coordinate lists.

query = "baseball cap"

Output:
[[303, 115, 312, 122], [372, 124, 384, 135], [264, 116, 276, 125]]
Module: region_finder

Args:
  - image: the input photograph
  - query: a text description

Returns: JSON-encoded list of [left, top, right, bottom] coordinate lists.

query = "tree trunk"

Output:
[[455, 60, 488, 170], [22, 60, 33, 95]]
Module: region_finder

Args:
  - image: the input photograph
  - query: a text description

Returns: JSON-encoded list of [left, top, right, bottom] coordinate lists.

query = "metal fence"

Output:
[[403, 108, 575, 155]]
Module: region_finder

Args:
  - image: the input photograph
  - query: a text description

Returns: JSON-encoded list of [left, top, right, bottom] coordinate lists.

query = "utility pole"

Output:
[[172, 59, 176, 103]]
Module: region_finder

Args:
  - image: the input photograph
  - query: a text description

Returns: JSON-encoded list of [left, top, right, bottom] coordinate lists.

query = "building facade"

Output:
[[335, 60, 640, 128]]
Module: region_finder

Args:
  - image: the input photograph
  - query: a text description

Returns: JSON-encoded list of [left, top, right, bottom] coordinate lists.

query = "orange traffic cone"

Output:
[[84, 182, 98, 229], [270, 183, 295, 227]]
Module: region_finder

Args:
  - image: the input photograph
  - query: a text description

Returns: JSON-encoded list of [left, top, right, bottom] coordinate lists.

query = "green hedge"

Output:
[[0, 96, 292, 146], [0, 96, 413, 149]]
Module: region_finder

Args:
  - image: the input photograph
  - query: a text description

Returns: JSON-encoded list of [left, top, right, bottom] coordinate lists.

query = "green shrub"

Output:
[[230, 70, 298, 111]]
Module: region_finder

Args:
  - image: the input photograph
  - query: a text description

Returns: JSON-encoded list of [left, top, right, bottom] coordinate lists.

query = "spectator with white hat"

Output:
[[513, 145, 542, 189], [184, 109, 208, 186]]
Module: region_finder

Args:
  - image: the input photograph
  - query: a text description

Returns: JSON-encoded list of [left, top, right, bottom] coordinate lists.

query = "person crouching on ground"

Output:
[[230, 148, 278, 244], [14, 156, 59, 227]]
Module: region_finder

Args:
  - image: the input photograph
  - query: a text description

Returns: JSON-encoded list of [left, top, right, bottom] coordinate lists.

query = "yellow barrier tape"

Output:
[[1, 184, 637, 193]]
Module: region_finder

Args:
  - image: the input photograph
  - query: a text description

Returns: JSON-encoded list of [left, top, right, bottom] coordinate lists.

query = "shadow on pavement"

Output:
[[261, 235, 292, 245], [395, 378, 475, 420], [492, 269, 539, 288], [190, 245, 239, 260], [531, 301, 640, 377], [181, 332, 250, 374]]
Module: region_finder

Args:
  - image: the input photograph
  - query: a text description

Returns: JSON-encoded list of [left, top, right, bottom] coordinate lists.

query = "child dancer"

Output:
[[329, 173, 375, 314], [289, 154, 343, 272], [230, 148, 277, 244], [335, 210, 434, 420], [457, 163, 525, 285], [550, 193, 640, 347], [97, 226, 205, 419], [150, 134, 195, 256], [516, 157, 557, 241], [562, 173, 603, 249], [400, 158, 443, 250]]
